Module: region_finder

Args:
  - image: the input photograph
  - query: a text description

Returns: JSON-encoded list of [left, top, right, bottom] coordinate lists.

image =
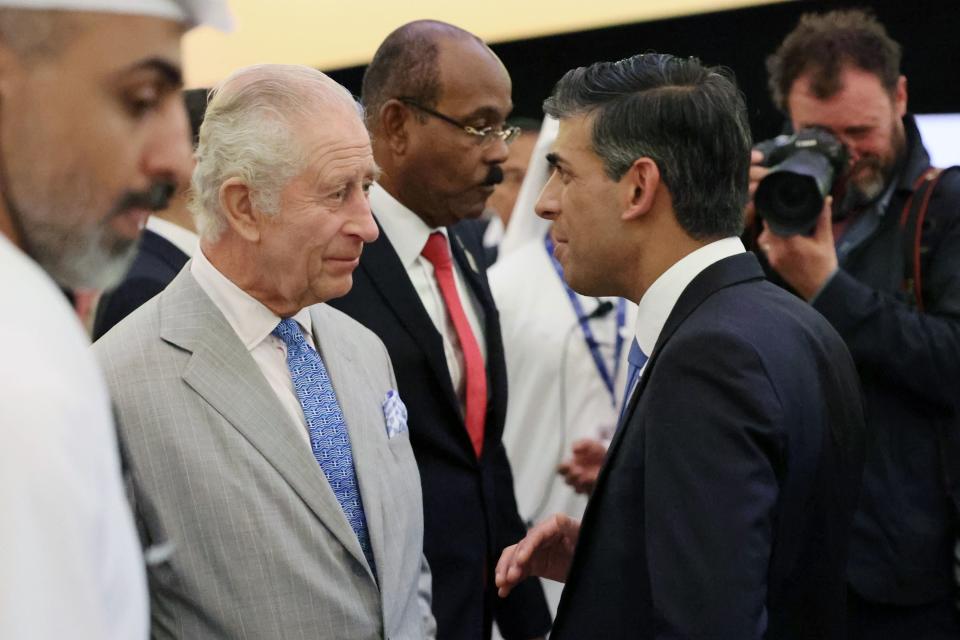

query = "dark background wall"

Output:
[[326, 0, 960, 141]]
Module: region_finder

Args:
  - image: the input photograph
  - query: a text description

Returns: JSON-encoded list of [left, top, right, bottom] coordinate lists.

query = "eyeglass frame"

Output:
[[396, 97, 521, 146]]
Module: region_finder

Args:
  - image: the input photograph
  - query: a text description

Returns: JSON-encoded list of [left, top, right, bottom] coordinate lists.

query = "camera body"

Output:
[[754, 127, 848, 236]]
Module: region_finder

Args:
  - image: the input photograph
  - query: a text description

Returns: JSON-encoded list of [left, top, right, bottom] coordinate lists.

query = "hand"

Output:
[[745, 149, 769, 229], [757, 196, 839, 301], [557, 438, 607, 495], [495, 513, 581, 598]]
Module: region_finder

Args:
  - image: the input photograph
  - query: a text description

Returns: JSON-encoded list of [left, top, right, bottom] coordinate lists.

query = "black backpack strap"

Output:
[[899, 167, 955, 311]]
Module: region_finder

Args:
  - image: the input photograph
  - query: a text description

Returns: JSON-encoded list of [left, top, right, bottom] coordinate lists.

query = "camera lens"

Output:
[[756, 148, 837, 236]]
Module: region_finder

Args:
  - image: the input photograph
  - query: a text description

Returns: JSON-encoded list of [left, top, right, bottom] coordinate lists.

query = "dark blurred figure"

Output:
[[750, 11, 960, 638], [93, 87, 208, 340]]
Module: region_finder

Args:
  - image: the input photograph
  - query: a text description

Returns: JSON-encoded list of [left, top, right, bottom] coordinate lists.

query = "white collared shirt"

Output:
[[146, 216, 199, 258], [633, 236, 746, 372], [369, 183, 486, 407], [191, 248, 314, 447]]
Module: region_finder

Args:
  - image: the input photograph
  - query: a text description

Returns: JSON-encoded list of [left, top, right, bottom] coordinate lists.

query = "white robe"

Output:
[[0, 235, 147, 639]]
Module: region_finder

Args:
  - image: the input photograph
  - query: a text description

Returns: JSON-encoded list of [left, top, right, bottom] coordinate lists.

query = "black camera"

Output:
[[754, 127, 848, 236]]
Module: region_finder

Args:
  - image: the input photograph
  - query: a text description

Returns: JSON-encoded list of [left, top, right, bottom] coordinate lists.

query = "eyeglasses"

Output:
[[397, 97, 521, 146]]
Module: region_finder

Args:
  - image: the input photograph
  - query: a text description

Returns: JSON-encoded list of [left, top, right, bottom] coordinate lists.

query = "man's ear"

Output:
[[218, 178, 260, 242], [621, 157, 660, 222], [894, 75, 908, 118], [379, 99, 411, 155]]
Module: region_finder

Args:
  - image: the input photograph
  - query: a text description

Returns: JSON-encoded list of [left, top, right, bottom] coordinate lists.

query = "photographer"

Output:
[[750, 10, 960, 638]]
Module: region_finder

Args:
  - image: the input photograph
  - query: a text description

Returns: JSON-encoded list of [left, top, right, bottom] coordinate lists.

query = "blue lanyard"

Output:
[[544, 234, 627, 407]]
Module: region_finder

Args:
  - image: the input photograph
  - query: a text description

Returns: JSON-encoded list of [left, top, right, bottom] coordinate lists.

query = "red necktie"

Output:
[[421, 232, 487, 458]]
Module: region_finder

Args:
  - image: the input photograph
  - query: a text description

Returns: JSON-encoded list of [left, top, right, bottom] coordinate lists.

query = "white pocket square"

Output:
[[383, 390, 409, 439]]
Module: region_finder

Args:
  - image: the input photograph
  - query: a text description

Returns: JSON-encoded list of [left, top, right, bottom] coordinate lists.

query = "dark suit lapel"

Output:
[[158, 269, 371, 571], [450, 226, 500, 376], [358, 220, 462, 415], [599, 253, 767, 484], [142, 229, 190, 273]]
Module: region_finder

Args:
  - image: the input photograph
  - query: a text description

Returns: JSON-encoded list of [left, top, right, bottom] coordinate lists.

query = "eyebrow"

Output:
[[115, 57, 184, 89], [461, 103, 513, 122]]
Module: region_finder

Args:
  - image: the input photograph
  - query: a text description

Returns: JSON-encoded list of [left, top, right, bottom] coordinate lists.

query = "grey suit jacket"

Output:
[[94, 267, 435, 640]]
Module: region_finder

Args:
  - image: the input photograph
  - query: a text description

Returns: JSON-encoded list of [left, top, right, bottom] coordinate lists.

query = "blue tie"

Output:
[[619, 338, 649, 423], [272, 318, 376, 576]]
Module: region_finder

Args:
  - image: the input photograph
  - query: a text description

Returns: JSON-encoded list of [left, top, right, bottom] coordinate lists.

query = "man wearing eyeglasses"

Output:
[[329, 19, 551, 640]]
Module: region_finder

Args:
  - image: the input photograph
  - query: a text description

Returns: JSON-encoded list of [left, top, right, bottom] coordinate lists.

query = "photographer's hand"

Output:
[[745, 150, 769, 228], [758, 196, 839, 301]]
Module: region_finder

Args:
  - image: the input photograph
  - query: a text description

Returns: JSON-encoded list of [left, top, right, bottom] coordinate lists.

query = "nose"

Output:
[[141, 98, 193, 189], [535, 172, 560, 221], [483, 134, 510, 165], [349, 194, 380, 244]]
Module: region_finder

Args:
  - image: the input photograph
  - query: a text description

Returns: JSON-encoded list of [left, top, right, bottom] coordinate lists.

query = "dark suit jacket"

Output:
[[93, 229, 189, 340], [329, 219, 550, 640], [552, 252, 866, 640]]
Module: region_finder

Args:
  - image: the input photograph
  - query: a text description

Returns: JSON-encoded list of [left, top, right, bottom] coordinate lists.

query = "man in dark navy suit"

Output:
[[328, 20, 550, 640], [495, 53, 866, 640], [93, 88, 207, 340]]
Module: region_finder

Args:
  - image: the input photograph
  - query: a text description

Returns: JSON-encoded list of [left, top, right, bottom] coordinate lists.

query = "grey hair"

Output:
[[544, 53, 752, 240], [190, 63, 362, 241]]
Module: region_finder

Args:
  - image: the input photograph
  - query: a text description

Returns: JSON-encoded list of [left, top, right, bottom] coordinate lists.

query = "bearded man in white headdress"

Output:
[[0, 1, 231, 638]]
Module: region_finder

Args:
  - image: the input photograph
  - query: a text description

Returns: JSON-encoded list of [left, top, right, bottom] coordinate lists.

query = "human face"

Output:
[[787, 66, 907, 209], [401, 37, 513, 228], [536, 114, 626, 297], [487, 130, 537, 226], [0, 12, 191, 289], [256, 106, 379, 311]]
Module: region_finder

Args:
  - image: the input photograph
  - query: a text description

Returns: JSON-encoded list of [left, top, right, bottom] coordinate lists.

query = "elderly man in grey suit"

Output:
[[94, 63, 436, 639]]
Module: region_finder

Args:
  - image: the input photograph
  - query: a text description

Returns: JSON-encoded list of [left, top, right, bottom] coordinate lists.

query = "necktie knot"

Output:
[[627, 338, 648, 369], [272, 317, 305, 348], [421, 232, 453, 270]]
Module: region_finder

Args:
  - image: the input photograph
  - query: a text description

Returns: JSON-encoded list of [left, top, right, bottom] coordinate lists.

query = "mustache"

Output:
[[111, 181, 177, 217], [482, 165, 504, 187]]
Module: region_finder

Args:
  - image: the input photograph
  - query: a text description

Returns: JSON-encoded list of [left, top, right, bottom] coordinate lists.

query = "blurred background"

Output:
[[184, 0, 960, 163]]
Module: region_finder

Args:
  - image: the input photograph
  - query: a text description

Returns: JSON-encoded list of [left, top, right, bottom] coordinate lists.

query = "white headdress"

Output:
[[0, 0, 233, 31], [498, 116, 557, 257]]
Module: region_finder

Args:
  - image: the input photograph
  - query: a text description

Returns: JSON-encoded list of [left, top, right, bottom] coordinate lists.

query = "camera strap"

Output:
[[898, 166, 957, 311]]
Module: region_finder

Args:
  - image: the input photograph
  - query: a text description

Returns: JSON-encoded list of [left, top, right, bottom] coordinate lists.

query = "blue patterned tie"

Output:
[[272, 318, 376, 576], [618, 338, 649, 424]]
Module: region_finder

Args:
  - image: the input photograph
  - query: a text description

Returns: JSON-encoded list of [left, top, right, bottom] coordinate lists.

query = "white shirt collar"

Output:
[[146, 216, 199, 258], [369, 182, 449, 267], [190, 248, 313, 351], [634, 236, 745, 357]]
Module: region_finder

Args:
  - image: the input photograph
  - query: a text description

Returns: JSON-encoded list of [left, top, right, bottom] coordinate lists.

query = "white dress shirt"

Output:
[[633, 236, 746, 372], [0, 235, 148, 640], [369, 183, 486, 407], [190, 248, 315, 448], [146, 216, 198, 258]]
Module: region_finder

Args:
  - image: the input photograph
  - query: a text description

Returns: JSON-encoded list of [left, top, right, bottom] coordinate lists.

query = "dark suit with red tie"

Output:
[[329, 218, 550, 639]]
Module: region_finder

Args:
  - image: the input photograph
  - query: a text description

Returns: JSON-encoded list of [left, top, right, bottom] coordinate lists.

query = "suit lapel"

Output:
[[158, 270, 370, 571], [449, 227, 490, 325], [599, 253, 767, 484], [309, 304, 385, 582], [358, 220, 461, 414], [143, 229, 190, 273]]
